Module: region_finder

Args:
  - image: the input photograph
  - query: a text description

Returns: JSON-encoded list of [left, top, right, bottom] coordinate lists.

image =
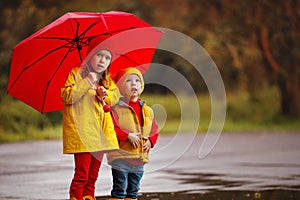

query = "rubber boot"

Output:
[[83, 195, 96, 200]]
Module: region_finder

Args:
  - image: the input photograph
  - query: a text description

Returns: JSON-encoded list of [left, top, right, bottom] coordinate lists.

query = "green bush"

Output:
[[143, 93, 212, 133], [0, 96, 51, 133], [0, 87, 299, 143], [226, 86, 281, 123]]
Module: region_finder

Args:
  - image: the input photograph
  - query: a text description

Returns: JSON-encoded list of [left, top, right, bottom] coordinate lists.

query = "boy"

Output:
[[107, 68, 159, 200]]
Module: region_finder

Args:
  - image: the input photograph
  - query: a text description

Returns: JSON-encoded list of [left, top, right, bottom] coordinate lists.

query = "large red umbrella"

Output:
[[7, 11, 162, 113]]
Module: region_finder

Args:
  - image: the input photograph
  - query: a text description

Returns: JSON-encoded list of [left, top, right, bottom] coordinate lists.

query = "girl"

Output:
[[61, 35, 120, 200]]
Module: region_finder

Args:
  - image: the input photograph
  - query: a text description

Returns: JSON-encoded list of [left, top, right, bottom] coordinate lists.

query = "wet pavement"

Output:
[[0, 132, 299, 200]]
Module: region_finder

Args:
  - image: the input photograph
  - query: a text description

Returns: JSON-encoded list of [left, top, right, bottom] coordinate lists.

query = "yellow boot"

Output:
[[83, 195, 96, 200]]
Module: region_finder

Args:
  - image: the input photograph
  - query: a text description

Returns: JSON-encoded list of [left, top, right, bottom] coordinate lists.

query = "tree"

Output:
[[254, 0, 300, 117], [0, 0, 58, 100]]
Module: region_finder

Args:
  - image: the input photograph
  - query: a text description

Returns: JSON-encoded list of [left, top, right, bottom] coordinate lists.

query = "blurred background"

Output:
[[0, 0, 299, 142]]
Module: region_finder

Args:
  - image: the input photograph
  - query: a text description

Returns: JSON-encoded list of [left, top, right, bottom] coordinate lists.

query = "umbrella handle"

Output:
[[96, 86, 111, 112]]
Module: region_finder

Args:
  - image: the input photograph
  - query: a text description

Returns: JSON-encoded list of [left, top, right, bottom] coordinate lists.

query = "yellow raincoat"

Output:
[[61, 67, 120, 154], [106, 100, 154, 163]]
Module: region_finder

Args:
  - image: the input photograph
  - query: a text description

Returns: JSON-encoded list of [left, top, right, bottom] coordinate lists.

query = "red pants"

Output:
[[69, 152, 104, 199]]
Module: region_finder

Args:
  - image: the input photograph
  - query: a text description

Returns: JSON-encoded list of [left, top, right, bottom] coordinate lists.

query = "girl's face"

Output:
[[89, 49, 112, 73], [123, 74, 142, 101]]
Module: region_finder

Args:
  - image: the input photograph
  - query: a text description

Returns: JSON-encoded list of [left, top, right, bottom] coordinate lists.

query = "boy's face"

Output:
[[123, 74, 142, 101], [89, 49, 112, 73]]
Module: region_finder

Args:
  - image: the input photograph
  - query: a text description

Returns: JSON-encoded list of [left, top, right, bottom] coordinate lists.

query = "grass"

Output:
[[1, 87, 299, 143], [143, 88, 300, 134], [0, 125, 62, 143]]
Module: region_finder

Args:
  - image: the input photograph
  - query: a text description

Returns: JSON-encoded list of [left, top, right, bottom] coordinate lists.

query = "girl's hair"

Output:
[[81, 34, 114, 89]]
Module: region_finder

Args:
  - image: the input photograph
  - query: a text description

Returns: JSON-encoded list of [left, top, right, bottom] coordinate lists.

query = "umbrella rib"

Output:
[[78, 21, 100, 38], [116, 53, 140, 66], [73, 19, 102, 61], [7, 41, 79, 94], [74, 20, 84, 62], [10, 19, 103, 97], [41, 44, 75, 113], [83, 26, 137, 46], [109, 26, 136, 35], [36, 36, 74, 40], [100, 14, 111, 35], [35, 26, 137, 49]]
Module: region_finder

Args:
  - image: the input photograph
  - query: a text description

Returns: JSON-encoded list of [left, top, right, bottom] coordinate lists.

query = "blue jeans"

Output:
[[111, 159, 144, 199]]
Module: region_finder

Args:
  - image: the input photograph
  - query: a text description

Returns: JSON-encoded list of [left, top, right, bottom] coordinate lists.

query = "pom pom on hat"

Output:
[[115, 68, 144, 95], [86, 35, 114, 57]]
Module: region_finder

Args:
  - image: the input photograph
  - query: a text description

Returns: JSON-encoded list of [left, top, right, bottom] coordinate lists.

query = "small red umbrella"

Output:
[[7, 11, 162, 113]]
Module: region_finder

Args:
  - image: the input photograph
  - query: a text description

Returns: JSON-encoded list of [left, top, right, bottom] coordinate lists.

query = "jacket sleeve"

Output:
[[111, 109, 129, 142], [148, 119, 159, 148], [61, 68, 91, 104], [104, 81, 120, 106]]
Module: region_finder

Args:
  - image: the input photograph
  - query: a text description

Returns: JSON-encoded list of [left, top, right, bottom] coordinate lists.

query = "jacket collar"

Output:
[[117, 98, 145, 106]]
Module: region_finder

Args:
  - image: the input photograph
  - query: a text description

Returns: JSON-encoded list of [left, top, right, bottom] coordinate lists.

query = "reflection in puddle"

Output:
[[96, 170, 300, 200], [165, 169, 300, 191], [171, 171, 249, 189], [97, 170, 300, 199], [96, 190, 300, 200]]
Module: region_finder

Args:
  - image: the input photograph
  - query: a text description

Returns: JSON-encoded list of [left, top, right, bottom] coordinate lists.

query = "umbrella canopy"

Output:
[[7, 11, 162, 113]]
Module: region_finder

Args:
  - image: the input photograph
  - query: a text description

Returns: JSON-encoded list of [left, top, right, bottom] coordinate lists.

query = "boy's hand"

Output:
[[143, 138, 151, 153], [128, 133, 141, 148]]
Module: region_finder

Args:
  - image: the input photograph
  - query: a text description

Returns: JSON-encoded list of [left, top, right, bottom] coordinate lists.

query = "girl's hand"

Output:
[[128, 133, 141, 148], [88, 72, 99, 84], [96, 86, 108, 98], [143, 138, 151, 153]]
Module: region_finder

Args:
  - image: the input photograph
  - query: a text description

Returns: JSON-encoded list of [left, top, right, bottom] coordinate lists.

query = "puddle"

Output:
[[96, 170, 300, 200], [96, 190, 300, 200]]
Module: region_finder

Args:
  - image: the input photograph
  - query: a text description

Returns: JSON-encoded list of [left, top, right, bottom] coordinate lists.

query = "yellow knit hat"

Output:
[[115, 68, 144, 95]]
